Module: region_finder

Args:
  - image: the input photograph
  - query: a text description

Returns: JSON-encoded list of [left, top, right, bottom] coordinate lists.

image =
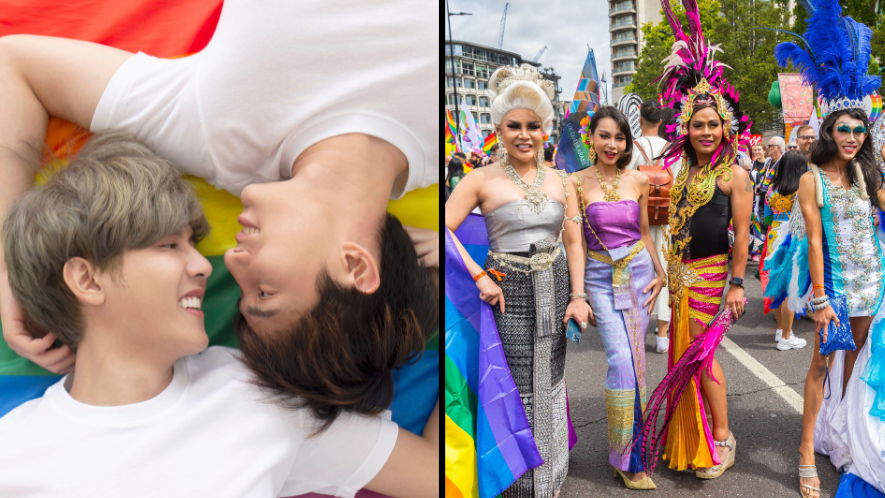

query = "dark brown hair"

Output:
[[588, 105, 634, 169], [809, 108, 882, 208], [234, 213, 438, 431]]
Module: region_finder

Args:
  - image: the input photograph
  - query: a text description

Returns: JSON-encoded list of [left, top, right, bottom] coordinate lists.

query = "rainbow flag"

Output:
[[0, 4, 440, 496], [481, 133, 497, 156], [447, 109, 462, 154], [445, 218, 577, 498]]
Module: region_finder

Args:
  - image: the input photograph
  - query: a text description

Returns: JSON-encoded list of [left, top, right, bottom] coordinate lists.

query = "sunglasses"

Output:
[[787, 146, 798, 150], [835, 123, 868, 135]]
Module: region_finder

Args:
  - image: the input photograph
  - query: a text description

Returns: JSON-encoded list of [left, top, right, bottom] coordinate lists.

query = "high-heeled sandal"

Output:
[[798, 464, 820, 498], [696, 432, 736, 479], [613, 467, 657, 490]]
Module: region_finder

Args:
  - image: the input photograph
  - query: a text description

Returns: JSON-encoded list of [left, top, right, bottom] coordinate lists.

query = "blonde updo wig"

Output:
[[488, 64, 555, 134]]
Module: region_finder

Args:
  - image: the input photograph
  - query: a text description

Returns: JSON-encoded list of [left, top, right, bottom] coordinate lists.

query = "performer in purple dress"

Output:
[[562, 106, 665, 490]]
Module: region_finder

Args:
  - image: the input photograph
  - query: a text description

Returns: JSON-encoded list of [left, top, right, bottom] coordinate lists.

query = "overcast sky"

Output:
[[445, 0, 613, 103]]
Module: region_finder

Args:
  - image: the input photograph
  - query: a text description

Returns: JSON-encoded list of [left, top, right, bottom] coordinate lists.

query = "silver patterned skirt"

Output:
[[484, 238, 570, 498]]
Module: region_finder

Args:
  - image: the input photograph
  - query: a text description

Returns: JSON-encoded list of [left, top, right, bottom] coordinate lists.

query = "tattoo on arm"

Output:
[[744, 177, 753, 192]]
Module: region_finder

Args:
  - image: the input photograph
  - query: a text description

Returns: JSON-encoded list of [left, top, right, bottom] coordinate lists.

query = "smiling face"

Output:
[[495, 108, 544, 165], [688, 105, 723, 163], [98, 226, 212, 359], [831, 115, 867, 162], [591, 116, 627, 167], [753, 145, 764, 161], [224, 179, 342, 336]]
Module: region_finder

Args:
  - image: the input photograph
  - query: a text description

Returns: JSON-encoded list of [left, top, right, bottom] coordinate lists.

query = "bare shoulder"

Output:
[[798, 170, 816, 191], [622, 167, 649, 187], [728, 163, 749, 182]]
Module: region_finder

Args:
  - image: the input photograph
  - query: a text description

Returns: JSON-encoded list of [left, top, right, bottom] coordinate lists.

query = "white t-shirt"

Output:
[[626, 135, 670, 170], [0, 347, 398, 498], [90, 0, 438, 199]]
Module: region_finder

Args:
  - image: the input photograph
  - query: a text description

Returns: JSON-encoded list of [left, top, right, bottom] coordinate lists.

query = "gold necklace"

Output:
[[664, 159, 733, 299], [593, 165, 621, 202], [501, 153, 548, 214], [668, 160, 732, 236]]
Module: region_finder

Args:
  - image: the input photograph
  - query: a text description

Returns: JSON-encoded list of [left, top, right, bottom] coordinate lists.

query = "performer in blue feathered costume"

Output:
[[764, 1, 885, 497]]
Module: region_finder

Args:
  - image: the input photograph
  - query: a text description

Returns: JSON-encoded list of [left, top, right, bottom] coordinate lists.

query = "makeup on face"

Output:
[[835, 123, 867, 136], [497, 109, 544, 161], [592, 117, 626, 164]]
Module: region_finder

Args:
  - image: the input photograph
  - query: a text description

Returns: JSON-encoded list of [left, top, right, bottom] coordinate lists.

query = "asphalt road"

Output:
[[559, 260, 842, 498]]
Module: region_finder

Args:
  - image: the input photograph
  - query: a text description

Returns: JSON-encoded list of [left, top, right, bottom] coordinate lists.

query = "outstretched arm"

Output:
[[0, 35, 132, 371]]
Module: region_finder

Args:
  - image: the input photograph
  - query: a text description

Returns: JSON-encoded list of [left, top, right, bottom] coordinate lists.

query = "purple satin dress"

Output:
[[583, 199, 655, 472]]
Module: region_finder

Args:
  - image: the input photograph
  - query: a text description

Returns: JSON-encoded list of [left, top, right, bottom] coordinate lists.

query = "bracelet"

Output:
[[473, 271, 488, 282], [570, 292, 587, 301], [813, 284, 825, 290], [811, 295, 829, 305], [812, 301, 831, 311]]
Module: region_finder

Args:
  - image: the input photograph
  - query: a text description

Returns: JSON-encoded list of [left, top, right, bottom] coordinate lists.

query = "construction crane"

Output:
[[532, 46, 548, 62], [496, 3, 509, 49]]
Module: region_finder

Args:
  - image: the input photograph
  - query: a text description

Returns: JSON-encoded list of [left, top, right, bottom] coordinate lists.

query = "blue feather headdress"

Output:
[[773, 0, 880, 116]]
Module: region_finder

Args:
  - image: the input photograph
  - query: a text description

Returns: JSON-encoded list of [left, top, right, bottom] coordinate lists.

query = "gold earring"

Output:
[[587, 142, 596, 163]]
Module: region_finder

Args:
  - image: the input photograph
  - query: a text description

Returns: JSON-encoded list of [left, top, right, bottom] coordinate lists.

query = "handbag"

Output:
[[633, 138, 672, 226]]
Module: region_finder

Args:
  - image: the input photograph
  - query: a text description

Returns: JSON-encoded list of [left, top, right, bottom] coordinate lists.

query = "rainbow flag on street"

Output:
[[481, 133, 497, 156], [445, 217, 576, 498]]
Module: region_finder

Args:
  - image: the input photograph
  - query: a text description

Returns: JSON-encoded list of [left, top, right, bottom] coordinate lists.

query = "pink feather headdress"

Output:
[[656, 0, 751, 169]]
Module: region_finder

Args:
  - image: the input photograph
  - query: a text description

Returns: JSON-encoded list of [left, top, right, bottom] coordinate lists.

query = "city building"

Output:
[[609, 0, 662, 102], [445, 40, 564, 144]]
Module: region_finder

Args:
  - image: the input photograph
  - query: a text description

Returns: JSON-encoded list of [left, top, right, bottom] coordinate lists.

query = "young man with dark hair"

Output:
[[0, 134, 439, 497]]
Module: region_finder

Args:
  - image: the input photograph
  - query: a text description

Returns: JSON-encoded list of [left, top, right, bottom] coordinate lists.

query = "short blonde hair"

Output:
[[2, 132, 209, 351]]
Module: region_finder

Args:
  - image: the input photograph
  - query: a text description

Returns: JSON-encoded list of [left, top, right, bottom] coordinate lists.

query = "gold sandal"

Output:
[[613, 468, 657, 490], [799, 464, 820, 498], [696, 432, 736, 479]]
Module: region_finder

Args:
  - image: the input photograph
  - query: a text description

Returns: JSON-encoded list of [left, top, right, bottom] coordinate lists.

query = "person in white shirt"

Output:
[[0, 1, 438, 421], [0, 134, 439, 498], [627, 100, 677, 353]]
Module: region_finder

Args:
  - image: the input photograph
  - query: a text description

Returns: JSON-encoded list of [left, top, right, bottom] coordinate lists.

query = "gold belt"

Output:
[[587, 240, 645, 288], [487, 247, 561, 274]]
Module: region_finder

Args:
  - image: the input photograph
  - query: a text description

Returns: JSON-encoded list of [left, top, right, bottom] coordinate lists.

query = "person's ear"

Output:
[[639, 116, 645, 128], [62, 257, 105, 306], [341, 243, 381, 294]]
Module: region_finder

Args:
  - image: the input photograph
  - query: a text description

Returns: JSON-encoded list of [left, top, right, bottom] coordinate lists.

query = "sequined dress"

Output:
[[763, 167, 885, 493]]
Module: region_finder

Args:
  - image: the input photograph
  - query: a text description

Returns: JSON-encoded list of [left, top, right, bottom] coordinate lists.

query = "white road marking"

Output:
[[719, 336, 804, 413]]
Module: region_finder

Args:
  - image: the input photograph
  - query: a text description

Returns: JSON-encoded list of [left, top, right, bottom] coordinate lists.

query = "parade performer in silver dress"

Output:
[[445, 64, 590, 498], [767, 2, 885, 495]]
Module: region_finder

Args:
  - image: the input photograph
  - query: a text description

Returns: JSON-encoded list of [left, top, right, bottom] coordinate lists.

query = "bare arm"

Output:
[[635, 173, 666, 313], [444, 168, 486, 277], [365, 401, 440, 498], [798, 172, 839, 341], [0, 35, 132, 371], [562, 174, 592, 326], [723, 165, 752, 316]]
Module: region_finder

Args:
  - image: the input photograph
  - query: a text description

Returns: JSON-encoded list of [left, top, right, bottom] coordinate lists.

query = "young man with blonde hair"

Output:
[[0, 134, 439, 498]]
